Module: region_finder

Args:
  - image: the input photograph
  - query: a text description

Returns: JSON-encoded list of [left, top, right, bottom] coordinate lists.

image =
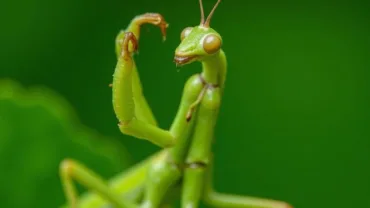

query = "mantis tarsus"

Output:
[[60, 0, 293, 207]]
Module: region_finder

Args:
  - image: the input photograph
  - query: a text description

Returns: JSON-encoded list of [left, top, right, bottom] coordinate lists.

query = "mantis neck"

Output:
[[201, 50, 226, 87]]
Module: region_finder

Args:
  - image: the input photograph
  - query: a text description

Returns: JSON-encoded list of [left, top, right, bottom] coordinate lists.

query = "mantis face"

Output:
[[174, 26, 222, 66], [174, 0, 222, 66]]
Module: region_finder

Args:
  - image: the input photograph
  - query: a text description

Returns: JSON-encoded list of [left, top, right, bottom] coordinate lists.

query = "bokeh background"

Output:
[[1, 0, 369, 207]]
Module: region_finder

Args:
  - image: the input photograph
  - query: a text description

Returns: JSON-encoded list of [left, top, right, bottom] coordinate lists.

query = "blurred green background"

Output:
[[1, 0, 369, 207]]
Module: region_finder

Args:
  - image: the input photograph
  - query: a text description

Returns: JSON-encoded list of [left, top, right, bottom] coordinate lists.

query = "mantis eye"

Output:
[[203, 34, 221, 54], [181, 27, 193, 40]]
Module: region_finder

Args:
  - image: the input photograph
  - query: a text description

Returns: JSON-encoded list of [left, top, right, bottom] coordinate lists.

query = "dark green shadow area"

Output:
[[0, 80, 130, 208]]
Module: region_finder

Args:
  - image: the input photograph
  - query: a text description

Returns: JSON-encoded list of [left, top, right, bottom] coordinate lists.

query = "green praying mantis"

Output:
[[59, 0, 293, 208]]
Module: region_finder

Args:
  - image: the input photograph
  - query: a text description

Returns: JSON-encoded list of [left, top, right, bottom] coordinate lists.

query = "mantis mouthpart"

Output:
[[59, 1, 293, 208]]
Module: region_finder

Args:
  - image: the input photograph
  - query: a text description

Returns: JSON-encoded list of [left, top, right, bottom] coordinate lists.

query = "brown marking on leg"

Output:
[[186, 83, 208, 122], [199, 74, 220, 88], [132, 13, 169, 41], [121, 32, 138, 59], [198, 74, 207, 86]]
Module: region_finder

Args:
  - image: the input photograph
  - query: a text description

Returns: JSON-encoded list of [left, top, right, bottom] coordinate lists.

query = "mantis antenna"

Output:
[[201, 0, 222, 27], [199, 0, 205, 25]]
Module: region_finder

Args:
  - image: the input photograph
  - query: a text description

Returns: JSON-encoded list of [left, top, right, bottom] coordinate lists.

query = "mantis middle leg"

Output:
[[202, 158, 293, 208]]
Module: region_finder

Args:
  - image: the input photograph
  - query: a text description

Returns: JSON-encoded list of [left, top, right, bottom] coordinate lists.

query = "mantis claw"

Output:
[[144, 13, 168, 41], [155, 15, 169, 41], [133, 13, 169, 41]]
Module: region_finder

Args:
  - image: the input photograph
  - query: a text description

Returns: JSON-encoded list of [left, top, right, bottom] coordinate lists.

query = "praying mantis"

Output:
[[59, 0, 293, 208]]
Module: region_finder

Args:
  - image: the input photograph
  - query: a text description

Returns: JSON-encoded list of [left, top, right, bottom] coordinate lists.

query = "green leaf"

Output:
[[0, 79, 131, 208]]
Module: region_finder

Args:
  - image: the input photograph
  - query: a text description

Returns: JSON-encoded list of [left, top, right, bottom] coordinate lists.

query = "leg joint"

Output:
[[118, 119, 132, 128], [185, 161, 208, 169], [118, 118, 136, 134], [60, 159, 76, 176]]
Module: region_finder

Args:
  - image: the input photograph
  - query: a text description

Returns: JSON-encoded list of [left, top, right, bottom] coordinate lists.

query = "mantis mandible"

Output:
[[60, 1, 293, 208]]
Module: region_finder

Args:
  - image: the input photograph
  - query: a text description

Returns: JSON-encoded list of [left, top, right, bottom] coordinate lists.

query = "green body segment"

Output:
[[186, 86, 221, 164], [142, 152, 182, 208], [168, 74, 205, 163], [182, 167, 204, 208]]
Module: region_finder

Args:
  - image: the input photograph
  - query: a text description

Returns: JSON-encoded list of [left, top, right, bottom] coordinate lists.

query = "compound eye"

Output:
[[181, 27, 193, 40], [203, 34, 221, 54]]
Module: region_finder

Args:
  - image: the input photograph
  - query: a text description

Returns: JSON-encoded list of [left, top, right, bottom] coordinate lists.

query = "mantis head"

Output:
[[174, 0, 222, 66]]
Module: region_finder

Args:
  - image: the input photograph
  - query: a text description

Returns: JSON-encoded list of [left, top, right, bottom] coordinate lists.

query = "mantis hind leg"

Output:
[[59, 151, 167, 208], [59, 159, 138, 208], [202, 157, 293, 208]]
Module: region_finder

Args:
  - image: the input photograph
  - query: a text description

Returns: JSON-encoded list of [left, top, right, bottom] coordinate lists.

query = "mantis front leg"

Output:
[[112, 14, 175, 148], [114, 13, 168, 127]]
